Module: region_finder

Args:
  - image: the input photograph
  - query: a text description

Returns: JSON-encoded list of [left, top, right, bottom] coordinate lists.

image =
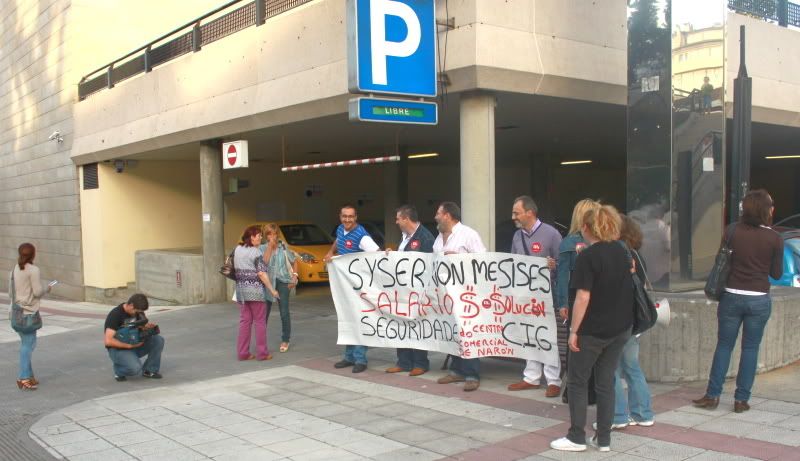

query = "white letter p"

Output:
[[370, 0, 421, 86]]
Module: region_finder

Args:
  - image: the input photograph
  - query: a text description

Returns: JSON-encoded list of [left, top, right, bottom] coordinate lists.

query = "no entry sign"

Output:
[[222, 141, 249, 169]]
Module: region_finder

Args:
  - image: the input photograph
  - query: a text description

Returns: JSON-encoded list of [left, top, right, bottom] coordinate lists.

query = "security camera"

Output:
[[48, 131, 63, 143], [114, 159, 125, 173]]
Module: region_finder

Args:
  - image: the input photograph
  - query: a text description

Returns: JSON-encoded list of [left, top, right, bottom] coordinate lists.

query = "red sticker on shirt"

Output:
[[575, 242, 587, 253], [531, 242, 542, 253], [344, 240, 353, 249], [410, 240, 420, 249]]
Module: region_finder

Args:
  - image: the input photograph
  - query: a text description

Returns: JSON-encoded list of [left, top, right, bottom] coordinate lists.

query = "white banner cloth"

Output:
[[328, 251, 559, 365]]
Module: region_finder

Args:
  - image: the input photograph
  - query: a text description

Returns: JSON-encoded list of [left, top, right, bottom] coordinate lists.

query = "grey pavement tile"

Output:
[[171, 428, 232, 446], [266, 437, 333, 457], [318, 390, 365, 403], [156, 420, 212, 437], [239, 427, 303, 445], [747, 424, 800, 446], [339, 436, 408, 457], [51, 438, 113, 457], [369, 402, 415, 417], [181, 405, 235, 420], [382, 426, 451, 445], [301, 402, 355, 418], [284, 417, 346, 436], [103, 428, 164, 446], [290, 447, 370, 461], [219, 398, 272, 411], [197, 412, 257, 428], [212, 446, 284, 461], [625, 440, 705, 461], [505, 414, 560, 431], [268, 410, 320, 427], [166, 400, 216, 414], [62, 405, 117, 422], [374, 446, 442, 461], [67, 447, 136, 461], [674, 404, 733, 418], [241, 385, 282, 398], [694, 418, 764, 437], [518, 456, 558, 461], [430, 415, 489, 435], [218, 419, 277, 436], [325, 410, 384, 427], [260, 391, 309, 404], [311, 427, 378, 447], [468, 407, 525, 425], [751, 400, 800, 416], [78, 414, 129, 429], [122, 438, 190, 458], [343, 396, 397, 411], [686, 451, 760, 461], [538, 448, 618, 460], [34, 412, 72, 428], [201, 391, 253, 405], [461, 424, 526, 443], [135, 411, 191, 428], [652, 410, 716, 428], [122, 406, 176, 421], [41, 429, 99, 446], [721, 409, 792, 425], [415, 434, 485, 455], [604, 432, 653, 452], [293, 384, 342, 398], [136, 447, 209, 461], [775, 415, 800, 431], [355, 417, 417, 436], [261, 376, 305, 386], [241, 403, 295, 420], [42, 422, 83, 435], [283, 397, 332, 411], [90, 420, 148, 437], [191, 436, 258, 458], [395, 408, 451, 425]]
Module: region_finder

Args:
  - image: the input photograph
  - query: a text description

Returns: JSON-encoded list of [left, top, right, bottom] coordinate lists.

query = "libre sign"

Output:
[[348, 97, 437, 125], [347, 0, 437, 98], [222, 141, 249, 170]]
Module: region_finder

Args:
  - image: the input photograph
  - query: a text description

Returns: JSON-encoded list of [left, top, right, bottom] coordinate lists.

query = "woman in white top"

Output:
[[11, 243, 50, 390]]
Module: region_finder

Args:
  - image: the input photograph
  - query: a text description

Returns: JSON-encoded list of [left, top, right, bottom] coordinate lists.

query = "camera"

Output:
[[114, 316, 160, 345]]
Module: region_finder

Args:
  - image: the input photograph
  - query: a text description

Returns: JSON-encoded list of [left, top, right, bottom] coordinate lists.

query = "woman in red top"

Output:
[[693, 190, 783, 413]]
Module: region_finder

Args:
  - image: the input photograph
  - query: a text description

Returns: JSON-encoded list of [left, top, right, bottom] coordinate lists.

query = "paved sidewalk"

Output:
[[28, 354, 800, 461]]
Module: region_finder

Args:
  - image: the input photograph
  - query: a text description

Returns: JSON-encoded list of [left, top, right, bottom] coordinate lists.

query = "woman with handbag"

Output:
[[550, 205, 633, 453], [693, 190, 783, 413], [10, 243, 50, 390], [262, 223, 298, 353], [234, 225, 279, 361]]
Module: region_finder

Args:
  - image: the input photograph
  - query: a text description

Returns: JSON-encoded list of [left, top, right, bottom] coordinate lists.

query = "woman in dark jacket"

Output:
[[693, 189, 783, 413]]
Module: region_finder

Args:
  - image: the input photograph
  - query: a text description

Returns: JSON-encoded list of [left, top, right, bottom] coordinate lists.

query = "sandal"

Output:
[[239, 354, 256, 361], [257, 354, 273, 361], [280, 342, 290, 353], [16, 379, 37, 390]]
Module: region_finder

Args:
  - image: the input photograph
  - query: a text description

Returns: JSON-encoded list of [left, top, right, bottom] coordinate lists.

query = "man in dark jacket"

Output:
[[384, 205, 435, 376]]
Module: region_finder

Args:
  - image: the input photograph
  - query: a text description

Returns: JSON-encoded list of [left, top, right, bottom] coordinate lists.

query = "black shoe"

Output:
[[334, 360, 354, 369], [114, 375, 127, 382], [352, 364, 367, 373], [142, 371, 162, 379]]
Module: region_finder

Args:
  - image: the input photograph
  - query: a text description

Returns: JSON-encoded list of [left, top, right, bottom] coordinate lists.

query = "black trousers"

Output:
[[566, 329, 631, 446]]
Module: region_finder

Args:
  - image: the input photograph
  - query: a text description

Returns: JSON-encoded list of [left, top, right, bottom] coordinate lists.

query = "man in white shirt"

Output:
[[433, 202, 486, 391]]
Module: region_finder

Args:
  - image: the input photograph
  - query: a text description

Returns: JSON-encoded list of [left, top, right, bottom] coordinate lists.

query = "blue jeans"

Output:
[[267, 281, 292, 343], [18, 331, 37, 380], [449, 357, 480, 381], [706, 292, 772, 402], [614, 336, 654, 424], [396, 348, 429, 371], [107, 335, 165, 377], [344, 345, 368, 365]]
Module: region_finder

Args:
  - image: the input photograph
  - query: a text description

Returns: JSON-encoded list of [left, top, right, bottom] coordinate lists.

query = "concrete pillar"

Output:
[[199, 141, 226, 303], [383, 161, 400, 247], [460, 92, 496, 250]]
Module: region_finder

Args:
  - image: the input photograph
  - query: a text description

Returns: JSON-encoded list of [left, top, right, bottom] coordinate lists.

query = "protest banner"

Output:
[[328, 251, 559, 365]]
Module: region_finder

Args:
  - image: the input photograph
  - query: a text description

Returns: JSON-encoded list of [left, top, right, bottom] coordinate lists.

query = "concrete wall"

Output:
[[136, 248, 204, 305], [640, 289, 800, 382], [79, 161, 201, 291], [0, 0, 82, 299]]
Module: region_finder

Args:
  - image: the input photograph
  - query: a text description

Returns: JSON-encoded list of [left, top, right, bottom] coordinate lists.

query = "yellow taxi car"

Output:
[[255, 221, 332, 283]]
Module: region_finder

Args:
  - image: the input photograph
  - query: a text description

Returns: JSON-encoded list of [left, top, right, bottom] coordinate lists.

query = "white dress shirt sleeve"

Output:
[[359, 235, 380, 252]]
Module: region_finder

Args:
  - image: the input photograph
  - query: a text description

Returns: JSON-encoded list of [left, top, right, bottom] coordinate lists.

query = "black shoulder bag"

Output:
[[618, 242, 658, 335], [219, 248, 237, 280], [704, 224, 737, 301]]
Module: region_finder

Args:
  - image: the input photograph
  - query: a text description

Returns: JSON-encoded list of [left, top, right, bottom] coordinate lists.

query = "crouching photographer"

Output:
[[104, 293, 165, 382]]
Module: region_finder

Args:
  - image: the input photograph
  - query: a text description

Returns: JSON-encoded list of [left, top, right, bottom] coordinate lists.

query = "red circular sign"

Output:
[[531, 242, 542, 253], [227, 145, 238, 166], [410, 240, 419, 249], [576, 242, 587, 253], [344, 240, 353, 249]]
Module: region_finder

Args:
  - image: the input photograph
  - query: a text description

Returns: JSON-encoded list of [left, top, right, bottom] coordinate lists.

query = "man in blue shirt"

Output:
[[384, 205, 436, 376], [325, 204, 380, 373]]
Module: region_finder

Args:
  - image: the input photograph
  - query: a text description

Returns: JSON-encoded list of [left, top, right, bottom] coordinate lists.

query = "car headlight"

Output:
[[298, 252, 318, 263]]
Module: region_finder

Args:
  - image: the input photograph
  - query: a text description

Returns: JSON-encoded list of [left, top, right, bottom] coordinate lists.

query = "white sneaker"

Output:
[[588, 436, 611, 452], [629, 418, 654, 427], [550, 437, 586, 452], [592, 421, 629, 430]]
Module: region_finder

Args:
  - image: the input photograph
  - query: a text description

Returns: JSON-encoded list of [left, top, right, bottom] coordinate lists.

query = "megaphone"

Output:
[[655, 298, 671, 327]]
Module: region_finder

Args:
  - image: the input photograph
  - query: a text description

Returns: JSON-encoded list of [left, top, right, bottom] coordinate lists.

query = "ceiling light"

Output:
[[765, 155, 800, 160], [560, 160, 593, 165], [408, 153, 439, 159]]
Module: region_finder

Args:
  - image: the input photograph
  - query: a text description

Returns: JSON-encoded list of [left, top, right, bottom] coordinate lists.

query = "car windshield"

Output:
[[280, 224, 333, 246]]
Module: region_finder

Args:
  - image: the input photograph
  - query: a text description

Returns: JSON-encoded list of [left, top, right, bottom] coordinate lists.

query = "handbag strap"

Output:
[[281, 242, 294, 276], [9, 269, 16, 304], [722, 223, 737, 248], [631, 250, 654, 291]]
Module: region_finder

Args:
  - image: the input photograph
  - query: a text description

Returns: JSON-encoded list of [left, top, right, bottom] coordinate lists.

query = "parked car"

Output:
[[770, 214, 800, 287], [256, 221, 332, 284]]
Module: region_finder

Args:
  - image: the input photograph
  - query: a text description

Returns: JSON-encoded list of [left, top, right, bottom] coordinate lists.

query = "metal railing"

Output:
[[78, 0, 313, 100], [728, 0, 800, 28]]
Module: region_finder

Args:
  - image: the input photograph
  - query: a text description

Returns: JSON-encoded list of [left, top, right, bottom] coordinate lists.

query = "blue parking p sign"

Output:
[[347, 0, 437, 98]]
